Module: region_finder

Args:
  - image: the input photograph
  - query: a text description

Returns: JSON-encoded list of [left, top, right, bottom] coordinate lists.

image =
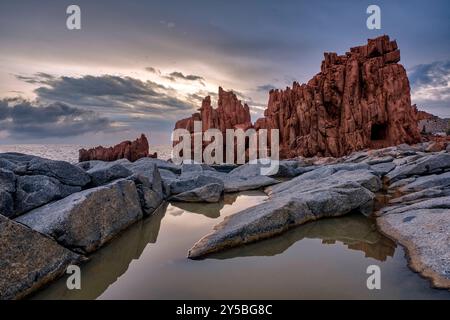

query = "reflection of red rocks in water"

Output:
[[346, 238, 396, 262], [79, 134, 157, 162]]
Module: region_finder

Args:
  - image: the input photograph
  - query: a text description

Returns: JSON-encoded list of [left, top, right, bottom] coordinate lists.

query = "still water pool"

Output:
[[32, 191, 450, 300]]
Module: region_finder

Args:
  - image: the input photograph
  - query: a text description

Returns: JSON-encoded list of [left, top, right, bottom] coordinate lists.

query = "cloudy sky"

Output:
[[0, 0, 449, 145]]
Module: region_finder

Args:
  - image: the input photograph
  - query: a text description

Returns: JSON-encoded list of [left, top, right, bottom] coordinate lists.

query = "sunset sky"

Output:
[[1, 0, 449, 145]]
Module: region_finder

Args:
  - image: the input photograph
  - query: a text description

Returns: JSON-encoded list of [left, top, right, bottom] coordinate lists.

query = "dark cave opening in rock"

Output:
[[371, 123, 388, 141]]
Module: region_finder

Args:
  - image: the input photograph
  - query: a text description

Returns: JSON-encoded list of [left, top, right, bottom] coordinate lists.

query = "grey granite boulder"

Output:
[[181, 163, 216, 174], [388, 187, 450, 205], [128, 174, 164, 215], [228, 160, 313, 178], [188, 168, 379, 258], [78, 159, 165, 208], [170, 183, 223, 203], [275, 161, 315, 178], [125, 157, 181, 174], [87, 162, 132, 186], [121, 160, 163, 195], [120, 160, 165, 209], [370, 162, 396, 176], [210, 163, 238, 173], [268, 164, 380, 196], [0, 190, 14, 218], [26, 157, 91, 187], [0, 154, 90, 187], [224, 175, 279, 193], [15, 175, 81, 215], [377, 197, 450, 289], [16, 179, 143, 254], [0, 168, 16, 193], [170, 174, 224, 195], [223, 163, 280, 192], [0, 152, 37, 165], [0, 158, 17, 171], [398, 171, 450, 193], [77, 159, 131, 170], [227, 162, 268, 178], [0, 215, 83, 300], [159, 169, 178, 197], [364, 156, 394, 165], [0, 169, 16, 217], [386, 153, 450, 182]]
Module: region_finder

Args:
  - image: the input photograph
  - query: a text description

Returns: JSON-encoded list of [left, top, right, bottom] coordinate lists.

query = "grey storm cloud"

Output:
[[409, 60, 450, 88], [186, 90, 218, 104], [256, 84, 277, 92], [145, 67, 161, 74], [408, 60, 450, 117], [164, 71, 205, 85], [15, 72, 56, 85], [0, 99, 115, 139], [23, 74, 197, 118]]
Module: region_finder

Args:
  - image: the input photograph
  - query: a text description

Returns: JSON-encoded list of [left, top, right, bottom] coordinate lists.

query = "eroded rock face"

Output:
[[79, 134, 156, 162], [254, 35, 421, 158], [0, 215, 82, 300], [173, 87, 252, 161], [175, 87, 252, 134]]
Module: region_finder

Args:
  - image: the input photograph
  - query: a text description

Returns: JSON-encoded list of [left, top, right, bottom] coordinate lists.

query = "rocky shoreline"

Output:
[[187, 142, 450, 290], [1, 141, 449, 299]]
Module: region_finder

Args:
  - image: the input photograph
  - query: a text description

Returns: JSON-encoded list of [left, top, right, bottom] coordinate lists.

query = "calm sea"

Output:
[[0, 144, 173, 163]]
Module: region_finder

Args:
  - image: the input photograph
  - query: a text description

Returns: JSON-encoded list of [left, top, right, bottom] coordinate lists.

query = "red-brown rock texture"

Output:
[[413, 106, 435, 121], [174, 87, 252, 134], [255, 35, 421, 158], [79, 134, 156, 162]]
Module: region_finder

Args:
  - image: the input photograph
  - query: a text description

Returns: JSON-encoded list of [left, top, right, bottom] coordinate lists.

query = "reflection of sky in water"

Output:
[[32, 191, 450, 300]]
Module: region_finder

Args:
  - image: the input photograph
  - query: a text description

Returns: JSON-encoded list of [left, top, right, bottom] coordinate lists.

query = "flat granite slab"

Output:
[[0, 215, 83, 300]]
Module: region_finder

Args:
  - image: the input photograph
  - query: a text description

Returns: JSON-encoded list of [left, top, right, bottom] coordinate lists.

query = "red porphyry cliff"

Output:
[[255, 35, 421, 158], [174, 87, 252, 134], [79, 134, 156, 162]]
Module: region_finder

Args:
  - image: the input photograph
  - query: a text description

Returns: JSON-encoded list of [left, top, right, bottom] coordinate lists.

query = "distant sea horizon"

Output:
[[0, 144, 173, 163]]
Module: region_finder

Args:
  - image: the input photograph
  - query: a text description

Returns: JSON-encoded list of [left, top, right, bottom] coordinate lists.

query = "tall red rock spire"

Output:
[[255, 35, 421, 158], [174, 87, 252, 134]]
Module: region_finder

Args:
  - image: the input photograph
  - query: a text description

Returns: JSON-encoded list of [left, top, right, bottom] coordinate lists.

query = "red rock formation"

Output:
[[255, 35, 421, 158], [413, 106, 435, 121], [174, 87, 252, 134], [79, 134, 156, 162]]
